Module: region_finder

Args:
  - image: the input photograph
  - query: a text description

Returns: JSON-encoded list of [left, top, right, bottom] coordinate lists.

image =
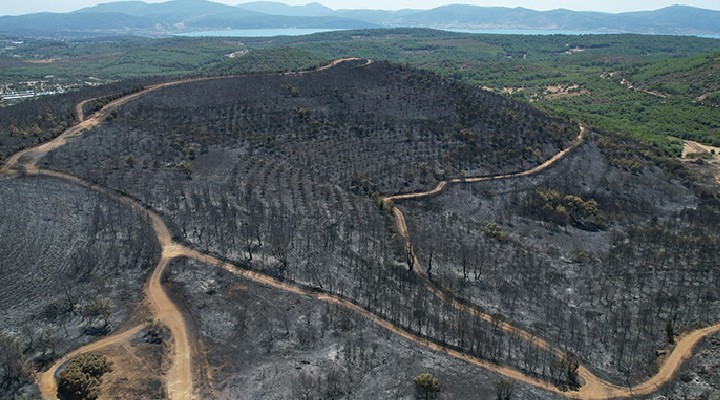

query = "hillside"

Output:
[[1, 58, 719, 399], [388, 4, 720, 35], [628, 52, 720, 105], [222, 29, 720, 154], [0, 0, 376, 36], [43, 60, 576, 195]]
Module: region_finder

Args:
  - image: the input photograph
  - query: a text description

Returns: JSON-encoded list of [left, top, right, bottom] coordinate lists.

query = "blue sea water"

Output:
[[445, 28, 602, 35], [176, 27, 720, 39], [177, 28, 346, 37]]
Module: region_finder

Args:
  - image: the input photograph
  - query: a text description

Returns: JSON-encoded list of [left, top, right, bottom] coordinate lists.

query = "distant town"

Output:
[[1, 80, 67, 102], [0, 39, 115, 106]]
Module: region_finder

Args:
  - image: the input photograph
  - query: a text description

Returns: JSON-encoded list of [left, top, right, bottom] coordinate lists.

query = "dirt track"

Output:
[[386, 125, 586, 201], [4, 61, 719, 400], [5, 79, 202, 400], [37, 325, 144, 399], [682, 140, 720, 159], [383, 124, 720, 398]]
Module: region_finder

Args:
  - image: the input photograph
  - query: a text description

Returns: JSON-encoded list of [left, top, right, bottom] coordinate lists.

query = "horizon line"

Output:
[[2, 0, 720, 17]]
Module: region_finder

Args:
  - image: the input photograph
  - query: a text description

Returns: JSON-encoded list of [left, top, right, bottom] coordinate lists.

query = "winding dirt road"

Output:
[[3, 61, 719, 400], [383, 123, 720, 398], [7, 59, 375, 400], [386, 125, 586, 202], [27, 171, 195, 400], [386, 127, 589, 356], [2, 79, 203, 400], [36, 325, 144, 398]]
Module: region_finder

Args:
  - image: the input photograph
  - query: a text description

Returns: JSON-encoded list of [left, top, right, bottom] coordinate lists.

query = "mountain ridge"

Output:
[[1, 1, 719, 37]]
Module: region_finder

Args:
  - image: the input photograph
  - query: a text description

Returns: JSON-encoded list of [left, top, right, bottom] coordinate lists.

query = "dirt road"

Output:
[[682, 140, 720, 159], [37, 325, 144, 400], [30, 166, 567, 399], [22, 59, 374, 400], [11, 81, 201, 400], [315, 57, 373, 70], [30, 169, 195, 400], [384, 123, 720, 398], [6, 63, 718, 400], [386, 125, 586, 202], [681, 140, 720, 184], [0, 81, 191, 176]]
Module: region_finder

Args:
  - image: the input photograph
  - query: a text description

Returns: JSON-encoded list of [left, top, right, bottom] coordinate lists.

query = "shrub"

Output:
[[535, 189, 607, 230], [58, 353, 112, 400], [483, 223, 509, 241], [413, 372, 440, 400]]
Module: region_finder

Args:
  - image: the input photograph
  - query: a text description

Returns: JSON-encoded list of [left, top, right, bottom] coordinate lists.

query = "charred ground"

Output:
[[0, 176, 160, 398], [1, 59, 718, 399], [401, 133, 720, 384]]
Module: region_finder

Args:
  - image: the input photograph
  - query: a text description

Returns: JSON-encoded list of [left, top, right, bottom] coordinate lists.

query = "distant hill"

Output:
[[628, 52, 720, 105], [0, 0, 376, 36], [0, 1, 719, 37], [386, 4, 720, 35], [236, 1, 334, 17]]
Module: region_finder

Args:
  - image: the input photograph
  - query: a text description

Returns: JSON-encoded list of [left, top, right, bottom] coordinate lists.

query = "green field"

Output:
[[0, 37, 245, 81], [2, 30, 719, 155]]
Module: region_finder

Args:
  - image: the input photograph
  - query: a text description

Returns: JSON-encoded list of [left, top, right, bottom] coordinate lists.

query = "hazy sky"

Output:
[[2, 0, 720, 16]]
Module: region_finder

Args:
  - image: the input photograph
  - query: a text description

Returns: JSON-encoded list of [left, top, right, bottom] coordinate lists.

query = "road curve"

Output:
[[37, 325, 144, 400], [29, 169, 195, 400], [386, 125, 586, 202], [4, 63, 718, 400], [16, 79, 227, 400], [384, 123, 720, 398], [17, 58, 374, 400], [29, 166, 566, 399]]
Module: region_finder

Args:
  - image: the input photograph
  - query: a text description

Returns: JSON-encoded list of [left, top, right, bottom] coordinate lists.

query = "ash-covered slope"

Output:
[[44, 59, 575, 195]]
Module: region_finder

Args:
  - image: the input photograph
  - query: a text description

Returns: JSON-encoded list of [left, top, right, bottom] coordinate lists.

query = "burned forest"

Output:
[[1, 58, 718, 400]]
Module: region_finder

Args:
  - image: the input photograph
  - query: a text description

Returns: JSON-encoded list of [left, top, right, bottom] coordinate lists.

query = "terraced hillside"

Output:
[[35, 60, 586, 392], [43, 60, 576, 194], [1, 59, 717, 399]]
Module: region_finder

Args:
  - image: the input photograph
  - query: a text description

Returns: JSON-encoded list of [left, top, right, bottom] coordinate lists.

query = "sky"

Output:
[[2, 0, 720, 16]]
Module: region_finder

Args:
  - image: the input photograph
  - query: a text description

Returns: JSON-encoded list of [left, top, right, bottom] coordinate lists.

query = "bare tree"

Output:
[[0, 333, 27, 392], [495, 378, 514, 400]]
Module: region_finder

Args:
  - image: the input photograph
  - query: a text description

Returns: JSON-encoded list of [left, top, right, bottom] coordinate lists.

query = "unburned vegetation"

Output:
[[0, 78, 158, 162]]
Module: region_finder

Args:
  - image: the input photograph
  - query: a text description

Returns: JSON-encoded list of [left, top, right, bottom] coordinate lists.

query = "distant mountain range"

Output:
[[1, 0, 719, 37]]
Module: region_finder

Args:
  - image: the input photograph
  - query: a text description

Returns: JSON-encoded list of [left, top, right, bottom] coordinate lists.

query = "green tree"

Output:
[[413, 372, 440, 400], [58, 353, 112, 400]]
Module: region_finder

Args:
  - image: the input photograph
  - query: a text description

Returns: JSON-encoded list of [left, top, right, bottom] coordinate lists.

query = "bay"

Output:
[[177, 27, 720, 39]]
